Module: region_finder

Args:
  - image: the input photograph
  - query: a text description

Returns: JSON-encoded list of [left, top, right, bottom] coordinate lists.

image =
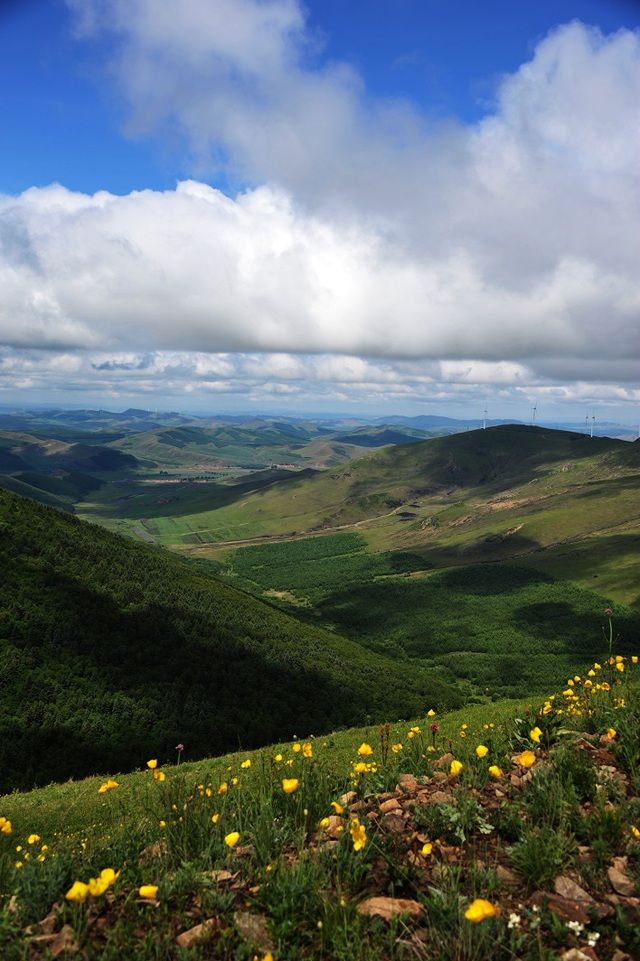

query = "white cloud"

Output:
[[0, 5, 639, 413]]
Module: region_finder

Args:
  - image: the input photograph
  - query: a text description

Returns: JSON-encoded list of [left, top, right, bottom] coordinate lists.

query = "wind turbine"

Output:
[[590, 413, 595, 439], [483, 408, 488, 430], [585, 413, 589, 436], [531, 403, 537, 427]]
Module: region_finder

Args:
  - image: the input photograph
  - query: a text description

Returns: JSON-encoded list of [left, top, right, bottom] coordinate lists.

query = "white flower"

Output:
[[587, 933, 600, 947], [507, 912, 521, 929], [566, 920, 584, 934]]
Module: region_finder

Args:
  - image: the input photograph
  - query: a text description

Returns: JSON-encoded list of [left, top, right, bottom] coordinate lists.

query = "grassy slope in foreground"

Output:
[[2, 665, 639, 961], [0, 489, 461, 792]]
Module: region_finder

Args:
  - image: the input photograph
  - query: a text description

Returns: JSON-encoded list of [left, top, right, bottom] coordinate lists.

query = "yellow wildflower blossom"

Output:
[[66, 881, 90, 903], [357, 743, 373, 756], [350, 818, 367, 852], [530, 727, 542, 744], [224, 831, 240, 848], [517, 750, 536, 769], [240, 759, 251, 769], [138, 885, 159, 900], [146, 759, 158, 770], [450, 760, 463, 777], [464, 899, 497, 922], [282, 778, 299, 794], [488, 765, 503, 778], [475, 745, 489, 758]]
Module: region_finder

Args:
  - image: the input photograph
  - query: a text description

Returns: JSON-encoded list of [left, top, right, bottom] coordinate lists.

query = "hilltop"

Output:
[[0, 489, 461, 792]]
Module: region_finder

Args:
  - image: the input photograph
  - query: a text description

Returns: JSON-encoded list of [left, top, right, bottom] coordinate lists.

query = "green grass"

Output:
[[2, 666, 640, 960], [0, 489, 462, 792]]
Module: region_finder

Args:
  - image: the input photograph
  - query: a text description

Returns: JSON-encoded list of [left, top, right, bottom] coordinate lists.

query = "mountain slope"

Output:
[[0, 489, 461, 790]]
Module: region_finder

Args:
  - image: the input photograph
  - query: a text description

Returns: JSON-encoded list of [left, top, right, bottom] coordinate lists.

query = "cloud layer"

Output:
[[1, 3, 639, 412]]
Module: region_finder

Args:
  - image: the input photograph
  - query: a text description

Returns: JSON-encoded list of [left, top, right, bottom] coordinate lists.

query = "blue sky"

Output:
[[1, 1, 639, 419], [2, 0, 638, 196]]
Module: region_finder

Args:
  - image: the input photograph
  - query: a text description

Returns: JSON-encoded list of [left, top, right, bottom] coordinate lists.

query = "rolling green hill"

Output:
[[0, 489, 462, 792]]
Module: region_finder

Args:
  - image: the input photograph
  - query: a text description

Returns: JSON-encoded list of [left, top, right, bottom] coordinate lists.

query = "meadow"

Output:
[[1, 652, 639, 960]]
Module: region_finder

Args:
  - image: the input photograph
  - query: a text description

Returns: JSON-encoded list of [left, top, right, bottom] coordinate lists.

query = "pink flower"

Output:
[[175, 743, 184, 751]]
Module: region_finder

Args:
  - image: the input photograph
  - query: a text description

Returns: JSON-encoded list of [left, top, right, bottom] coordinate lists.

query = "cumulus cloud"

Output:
[[1, 2, 639, 412]]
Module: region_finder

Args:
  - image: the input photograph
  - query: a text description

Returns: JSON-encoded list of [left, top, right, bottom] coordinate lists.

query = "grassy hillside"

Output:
[[0, 489, 462, 792], [1, 659, 639, 960]]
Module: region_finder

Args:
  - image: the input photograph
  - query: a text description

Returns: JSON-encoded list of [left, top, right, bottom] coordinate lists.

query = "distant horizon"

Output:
[[1, 399, 637, 432]]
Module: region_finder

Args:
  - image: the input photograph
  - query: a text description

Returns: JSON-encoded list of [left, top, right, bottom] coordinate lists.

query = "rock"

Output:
[[432, 753, 453, 770], [176, 920, 217, 949], [379, 798, 402, 814], [429, 791, 454, 805], [608, 866, 635, 897], [339, 791, 357, 806], [357, 897, 424, 921], [530, 891, 613, 923], [554, 876, 593, 902], [208, 869, 238, 883], [234, 912, 274, 952], [560, 950, 595, 961], [384, 814, 409, 833], [320, 815, 344, 840], [612, 951, 632, 961], [496, 865, 520, 886], [397, 774, 418, 794]]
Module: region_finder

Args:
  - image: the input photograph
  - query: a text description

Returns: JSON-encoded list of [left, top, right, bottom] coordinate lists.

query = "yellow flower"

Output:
[[421, 842, 433, 856], [153, 770, 166, 782], [15, 861, 23, 869], [391, 743, 403, 753], [427, 709, 436, 717], [331, 801, 344, 814], [66, 881, 90, 903], [630, 825, 640, 839], [224, 831, 240, 848], [616, 662, 625, 673], [241, 759, 251, 769], [27, 834, 41, 845], [146, 759, 158, 770], [488, 765, 503, 779], [274, 754, 283, 763], [40, 844, 48, 853], [407, 731, 416, 739], [138, 884, 159, 900], [357, 742, 373, 757], [98, 778, 119, 794], [354, 761, 368, 774], [0, 818, 12, 835], [211, 813, 220, 824], [594, 663, 602, 670], [530, 727, 542, 744], [292, 743, 301, 753], [231, 776, 239, 786], [302, 742, 313, 758], [319, 817, 331, 830], [607, 728, 617, 739], [632, 656, 638, 665], [450, 760, 463, 777], [542, 702, 552, 715], [217, 782, 228, 796], [85, 869, 118, 897], [159, 820, 166, 829], [475, 745, 489, 758], [464, 899, 497, 923], [517, 750, 536, 769], [282, 778, 299, 794], [350, 818, 367, 852]]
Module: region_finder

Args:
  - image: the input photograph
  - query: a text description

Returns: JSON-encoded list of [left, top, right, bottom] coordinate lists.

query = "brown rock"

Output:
[[432, 753, 453, 770], [612, 951, 632, 961], [496, 865, 520, 886], [176, 920, 217, 949], [379, 798, 402, 814], [320, 815, 345, 840], [397, 774, 419, 794], [384, 814, 409, 833], [357, 897, 424, 921], [554, 876, 593, 902], [234, 912, 274, 952], [560, 951, 594, 961], [430, 791, 454, 805], [208, 869, 238, 883], [608, 866, 636, 897], [339, 791, 357, 806], [530, 891, 613, 923]]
